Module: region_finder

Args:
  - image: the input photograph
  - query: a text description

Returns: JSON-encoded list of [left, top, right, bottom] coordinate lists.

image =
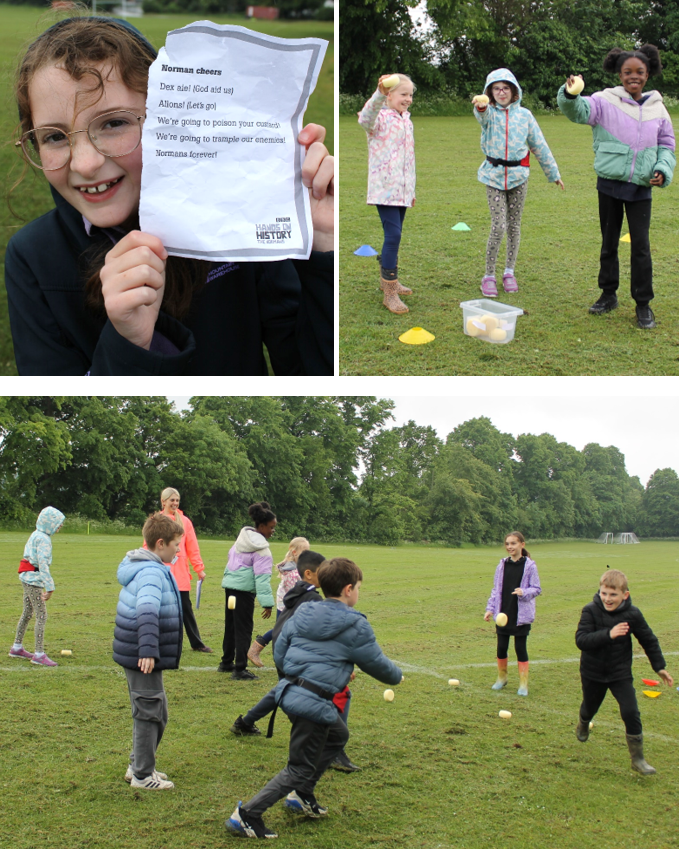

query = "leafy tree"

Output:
[[638, 468, 679, 537]]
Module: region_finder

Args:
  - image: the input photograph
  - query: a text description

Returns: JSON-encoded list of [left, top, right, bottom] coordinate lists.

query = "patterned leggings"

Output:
[[485, 182, 528, 275], [15, 583, 48, 653]]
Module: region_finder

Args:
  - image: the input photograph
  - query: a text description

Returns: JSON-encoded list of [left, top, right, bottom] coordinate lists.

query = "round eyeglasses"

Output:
[[16, 110, 144, 171]]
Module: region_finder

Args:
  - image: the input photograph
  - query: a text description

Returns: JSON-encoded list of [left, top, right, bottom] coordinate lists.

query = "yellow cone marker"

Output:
[[399, 327, 435, 345], [643, 690, 661, 698], [620, 233, 631, 243]]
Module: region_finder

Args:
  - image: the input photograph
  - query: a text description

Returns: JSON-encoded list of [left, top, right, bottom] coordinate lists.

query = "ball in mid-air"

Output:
[[496, 612, 508, 627], [228, 595, 236, 610], [382, 74, 401, 89]]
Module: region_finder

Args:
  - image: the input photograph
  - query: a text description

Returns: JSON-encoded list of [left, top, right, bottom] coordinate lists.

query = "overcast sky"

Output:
[[168, 390, 679, 486]]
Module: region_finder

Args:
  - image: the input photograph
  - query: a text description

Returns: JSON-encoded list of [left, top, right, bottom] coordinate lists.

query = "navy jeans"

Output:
[[377, 205, 407, 269]]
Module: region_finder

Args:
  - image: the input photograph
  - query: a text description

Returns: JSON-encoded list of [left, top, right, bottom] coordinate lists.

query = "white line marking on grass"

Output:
[[395, 650, 679, 677]]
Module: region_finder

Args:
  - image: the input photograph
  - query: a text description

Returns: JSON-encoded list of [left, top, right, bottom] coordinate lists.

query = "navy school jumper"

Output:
[[5, 188, 333, 376]]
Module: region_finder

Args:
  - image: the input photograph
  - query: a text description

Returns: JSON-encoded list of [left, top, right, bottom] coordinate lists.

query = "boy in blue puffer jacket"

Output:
[[113, 512, 184, 791], [226, 557, 402, 839]]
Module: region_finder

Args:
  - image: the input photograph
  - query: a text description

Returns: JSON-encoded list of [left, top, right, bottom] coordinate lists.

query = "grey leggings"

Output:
[[15, 583, 47, 653], [485, 182, 528, 275]]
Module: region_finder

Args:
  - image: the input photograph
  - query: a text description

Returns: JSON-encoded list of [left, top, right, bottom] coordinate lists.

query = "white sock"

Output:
[[12, 643, 23, 651], [504, 267, 514, 276], [34, 651, 45, 658]]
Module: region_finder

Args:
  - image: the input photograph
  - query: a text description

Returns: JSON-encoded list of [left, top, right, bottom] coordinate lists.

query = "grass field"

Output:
[[340, 113, 679, 375], [0, 4, 333, 375], [1, 533, 678, 849]]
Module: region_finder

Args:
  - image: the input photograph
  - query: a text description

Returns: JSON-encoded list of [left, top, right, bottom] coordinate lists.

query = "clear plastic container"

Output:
[[460, 298, 524, 344]]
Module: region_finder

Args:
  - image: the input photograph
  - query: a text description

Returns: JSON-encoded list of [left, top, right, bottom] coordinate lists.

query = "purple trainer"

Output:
[[9, 647, 34, 660], [31, 654, 58, 667], [503, 272, 518, 293], [481, 275, 498, 297]]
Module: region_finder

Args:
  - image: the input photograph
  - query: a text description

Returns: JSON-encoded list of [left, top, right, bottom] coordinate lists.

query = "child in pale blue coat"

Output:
[[9, 506, 65, 667], [473, 68, 564, 296]]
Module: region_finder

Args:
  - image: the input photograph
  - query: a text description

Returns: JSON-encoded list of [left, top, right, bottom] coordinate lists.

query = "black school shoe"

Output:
[[589, 292, 618, 314], [329, 749, 361, 772], [231, 715, 262, 736], [636, 304, 657, 329], [232, 669, 259, 681], [217, 662, 235, 673]]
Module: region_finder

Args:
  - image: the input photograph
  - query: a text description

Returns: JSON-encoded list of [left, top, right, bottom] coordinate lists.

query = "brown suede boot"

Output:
[[626, 733, 656, 774], [379, 261, 412, 295], [382, 280, 409, 313], [247, 638, 266, 668]]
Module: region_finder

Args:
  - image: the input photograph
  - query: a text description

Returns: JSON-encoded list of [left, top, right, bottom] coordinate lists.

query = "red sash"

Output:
[[18, 559, 38, 573], [332, 685, 350, 713]]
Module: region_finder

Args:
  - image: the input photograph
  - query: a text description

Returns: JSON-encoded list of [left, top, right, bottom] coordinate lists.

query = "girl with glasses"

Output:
[[6, 17, 334, 375], [472, 69, 564, 297]]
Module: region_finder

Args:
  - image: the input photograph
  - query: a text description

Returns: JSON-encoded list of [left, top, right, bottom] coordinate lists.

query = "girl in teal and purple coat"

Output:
[[484, 531, 541, 696], [557, 44, 675, 329]]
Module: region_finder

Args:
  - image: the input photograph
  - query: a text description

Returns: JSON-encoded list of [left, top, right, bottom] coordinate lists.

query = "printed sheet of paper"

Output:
[[139, 22, 327, 261]]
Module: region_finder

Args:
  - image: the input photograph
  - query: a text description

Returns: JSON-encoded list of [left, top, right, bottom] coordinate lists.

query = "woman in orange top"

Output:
[[160, 487, 212, 653]]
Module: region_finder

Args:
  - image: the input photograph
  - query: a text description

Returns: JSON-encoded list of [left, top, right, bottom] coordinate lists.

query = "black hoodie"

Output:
[[271, 579, 323, 653], [5, 188, 333, 375], [575, 592, 666, 683]]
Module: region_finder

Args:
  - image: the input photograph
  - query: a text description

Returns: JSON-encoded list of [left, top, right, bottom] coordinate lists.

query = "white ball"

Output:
[[382, 74, 401, 89], [489, 328, 507, 342], [448, 678, 460, 686], [60, 649, 72, 656], [495, 612, 508, 627], [499, 710, 512, 719], [228, 595, 236, 610], [383, 689, 395, 702]]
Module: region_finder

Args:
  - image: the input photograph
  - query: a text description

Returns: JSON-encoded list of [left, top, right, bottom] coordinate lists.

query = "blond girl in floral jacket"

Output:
[[358, 74, 416, 314]]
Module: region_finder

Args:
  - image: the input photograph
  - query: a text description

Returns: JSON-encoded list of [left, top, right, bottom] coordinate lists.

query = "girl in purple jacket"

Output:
[[484, 531, 541, 696]]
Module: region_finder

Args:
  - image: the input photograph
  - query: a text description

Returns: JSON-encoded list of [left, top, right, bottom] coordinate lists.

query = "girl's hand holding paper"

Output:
[[299, 123, 334, 253]]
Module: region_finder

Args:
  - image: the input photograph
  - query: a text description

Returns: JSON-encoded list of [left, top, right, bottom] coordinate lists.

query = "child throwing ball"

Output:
[[484, 531, 541, 696], [358, 74, 416, 314], [575, 569, 673, 774], [473, 69, 564, 296], [557, 45, 675, 329]]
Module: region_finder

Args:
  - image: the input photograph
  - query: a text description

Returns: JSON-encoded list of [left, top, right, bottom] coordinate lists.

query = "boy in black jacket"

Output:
[[575, 568, 673, 774]]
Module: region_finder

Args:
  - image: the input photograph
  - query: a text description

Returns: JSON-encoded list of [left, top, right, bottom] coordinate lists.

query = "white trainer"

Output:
[[125, 765, 169, 783], [130, 773, 174, 790]]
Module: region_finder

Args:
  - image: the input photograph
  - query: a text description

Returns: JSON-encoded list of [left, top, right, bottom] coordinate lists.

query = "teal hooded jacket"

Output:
[[475, 68, 561, 191]]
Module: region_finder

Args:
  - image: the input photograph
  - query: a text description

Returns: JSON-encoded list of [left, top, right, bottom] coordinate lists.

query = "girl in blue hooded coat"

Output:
[[472, 68, 564, 297], [9, 506, 65, 667]]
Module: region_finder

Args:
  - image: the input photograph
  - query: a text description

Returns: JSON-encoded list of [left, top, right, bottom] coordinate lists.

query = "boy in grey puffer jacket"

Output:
[[226, 557, 402, 839]]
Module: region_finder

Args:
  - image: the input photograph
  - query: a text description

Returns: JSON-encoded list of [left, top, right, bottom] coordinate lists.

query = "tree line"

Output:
[[1, 396, 678, 544], [340, 0, 679, 107]]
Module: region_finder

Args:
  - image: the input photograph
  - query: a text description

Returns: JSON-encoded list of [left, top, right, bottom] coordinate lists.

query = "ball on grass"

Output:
[[448, 678, 460, 686], [383, 689, 395, 702], [499, 710, 512, 719], [60, 649, 72, 657], [495, 612, 508, 627], [228, 595, 236, 610]]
